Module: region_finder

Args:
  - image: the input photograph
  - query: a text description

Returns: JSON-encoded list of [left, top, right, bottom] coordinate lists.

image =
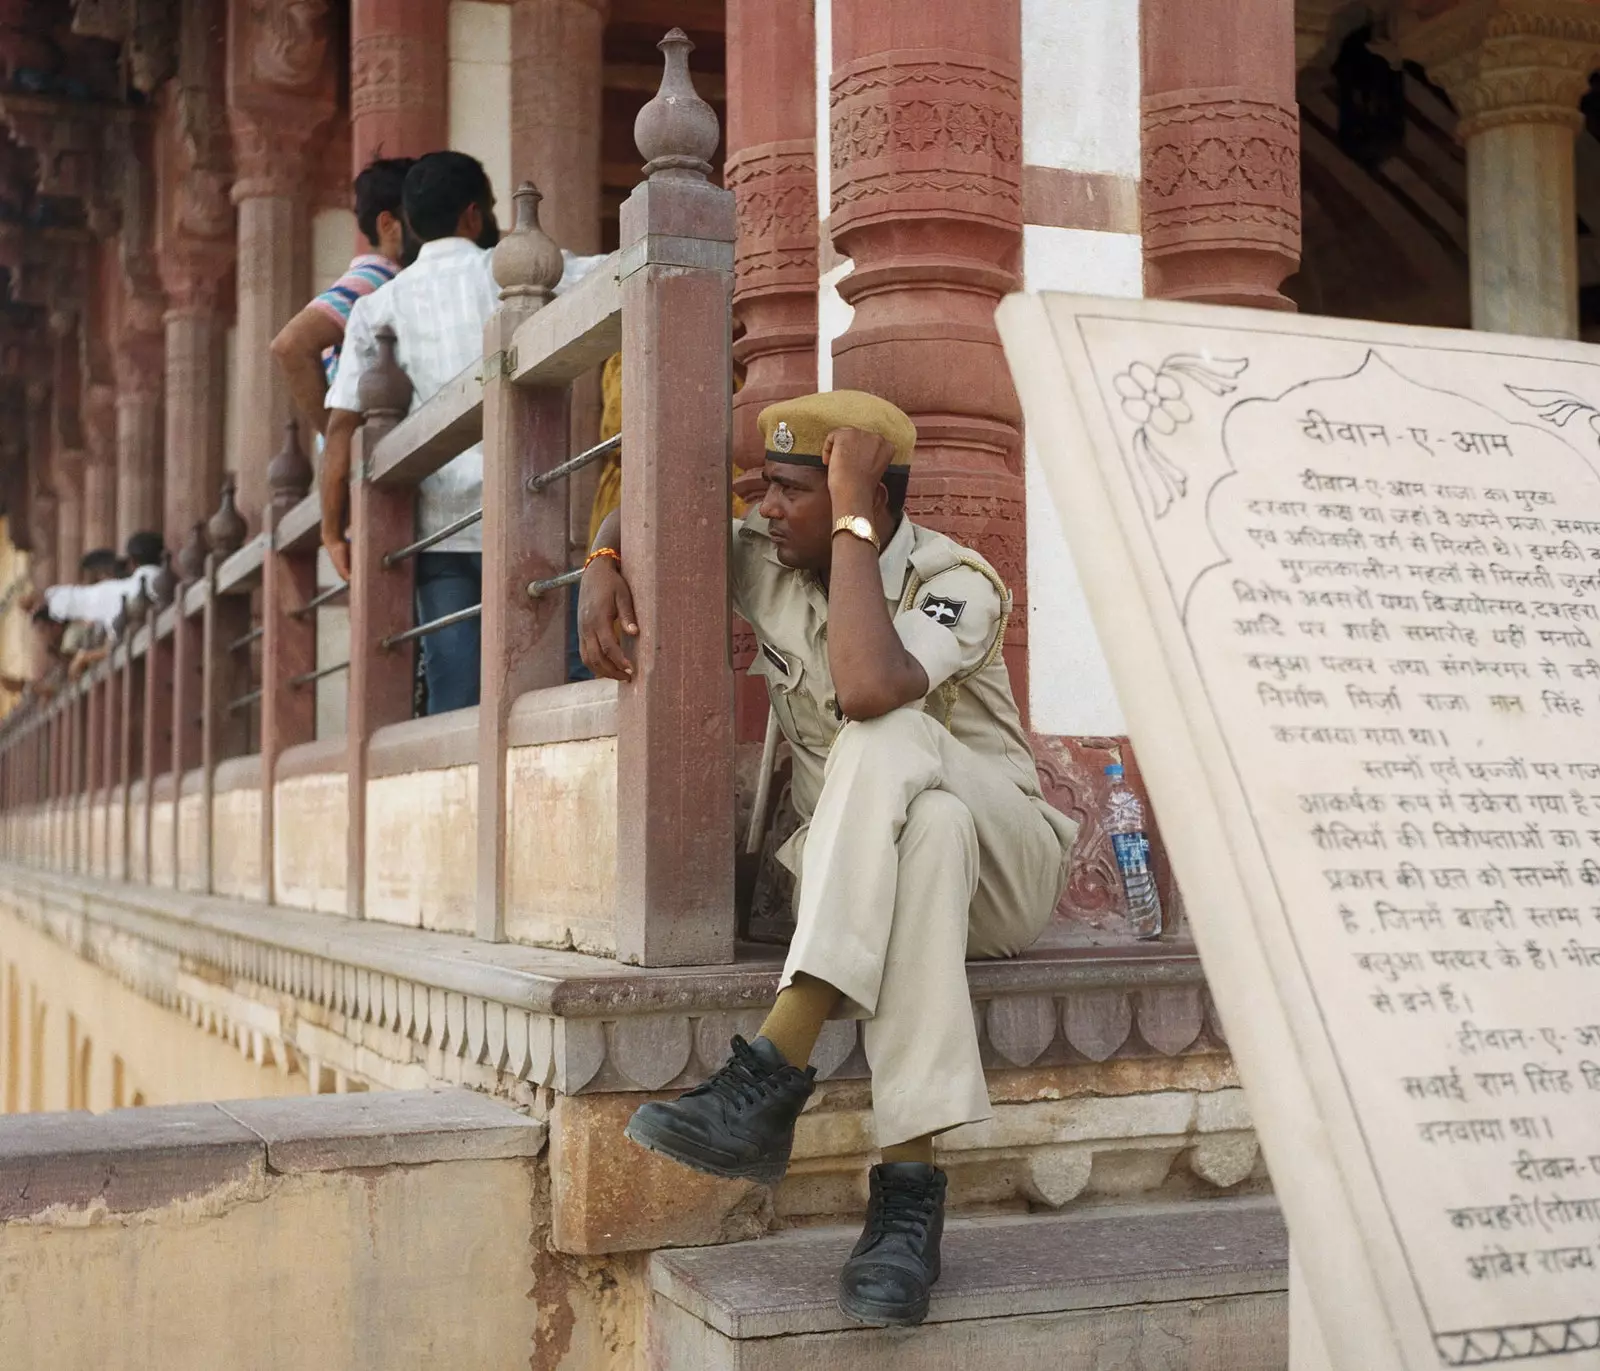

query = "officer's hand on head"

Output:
[[577, 556, 637, 681], [821, 426, 897, 507]]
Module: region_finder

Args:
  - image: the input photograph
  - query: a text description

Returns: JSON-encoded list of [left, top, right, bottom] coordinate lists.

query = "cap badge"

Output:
[[772, 421, 795, 454]]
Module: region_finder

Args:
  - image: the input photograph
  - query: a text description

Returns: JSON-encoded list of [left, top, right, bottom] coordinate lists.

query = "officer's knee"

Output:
[[901, 789, 977, 866]]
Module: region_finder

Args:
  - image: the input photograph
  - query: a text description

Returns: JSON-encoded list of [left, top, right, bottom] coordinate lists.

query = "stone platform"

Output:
[[648, 1196, 1289, 1369]]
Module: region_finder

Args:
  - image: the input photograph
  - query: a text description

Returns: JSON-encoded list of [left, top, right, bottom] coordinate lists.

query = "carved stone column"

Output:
[[82, 382, 117, 552], [1140, 0, 1301, 307], [727, 0, 817, 469], [1404, 0, 1600, 339], [162, 244, 234, 550], [828, 1, 1029, 686], [510, 0, 604, 252], [226, 0, 336, 533], [351, 0, 449, 166], [114, 322, 165, 546], [54, 448, 84, 577]]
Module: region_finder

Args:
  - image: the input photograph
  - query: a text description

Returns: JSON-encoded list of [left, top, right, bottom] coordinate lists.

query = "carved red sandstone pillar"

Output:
[[162, 249, 233, 549], [1139, 0, 1301, 307], [226, 0, 336, 533], [114, 326, 165, 546], [54, 450, 84, 577], [350, 0, 448, 167], [82, 382, 117, 552], [828, 1, 1028, 686], [510, 0, 604, 252], [727, 0, 818, 468]]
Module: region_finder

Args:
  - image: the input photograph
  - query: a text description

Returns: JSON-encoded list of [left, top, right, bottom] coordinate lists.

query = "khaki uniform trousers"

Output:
[[780, 708, 1073, 1147]]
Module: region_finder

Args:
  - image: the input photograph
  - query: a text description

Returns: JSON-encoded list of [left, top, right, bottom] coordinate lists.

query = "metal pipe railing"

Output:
[[526, 432, 620, 494], [288, 660, 351, 690], [526, 567, 584, 599], [229, 625, 264, 653], [380, 603, 481, 650], [291, 583, 349, 619], [382, 508, 485, 567], [227, 688, 263, 715]]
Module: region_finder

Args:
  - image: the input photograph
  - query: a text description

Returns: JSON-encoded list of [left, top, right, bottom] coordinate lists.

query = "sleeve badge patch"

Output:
[[919, 594, 966, 627]]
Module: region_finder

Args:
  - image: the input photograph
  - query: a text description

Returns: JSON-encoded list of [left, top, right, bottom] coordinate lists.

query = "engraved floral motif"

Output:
[[1111, 354, 1248, 518]]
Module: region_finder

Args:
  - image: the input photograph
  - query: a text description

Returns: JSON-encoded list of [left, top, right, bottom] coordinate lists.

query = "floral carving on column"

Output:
[[1140, 91, 1301, 308], [727, 137, 817, 471], [828, 49, 1028, 670], [227, 0, 336, 200]]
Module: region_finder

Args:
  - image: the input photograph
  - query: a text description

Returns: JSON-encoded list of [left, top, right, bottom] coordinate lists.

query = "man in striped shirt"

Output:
[[270, 156, 415, 435]]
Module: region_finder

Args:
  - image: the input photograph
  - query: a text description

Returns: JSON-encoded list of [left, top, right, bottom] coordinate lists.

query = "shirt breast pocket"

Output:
[[748, 644, 829, 748]]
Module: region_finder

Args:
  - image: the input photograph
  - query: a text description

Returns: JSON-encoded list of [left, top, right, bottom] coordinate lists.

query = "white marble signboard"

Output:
[[999, 295, 1600, 1371]]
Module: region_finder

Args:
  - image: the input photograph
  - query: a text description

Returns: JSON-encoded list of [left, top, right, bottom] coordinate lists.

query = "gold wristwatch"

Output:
[[832, 514, 880, 552]]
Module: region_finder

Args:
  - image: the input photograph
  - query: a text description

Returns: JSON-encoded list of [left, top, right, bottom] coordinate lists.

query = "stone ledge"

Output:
[[0, 1090, 539, 1219], [217, 1089, 545, 1173], [0, 864, 1227, 1098], [0, 1103, 262, 1219], [651, 1197, 1288, 1340]]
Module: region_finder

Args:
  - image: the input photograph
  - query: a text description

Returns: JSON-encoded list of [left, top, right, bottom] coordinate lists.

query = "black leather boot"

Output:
[[838, 1162, 947, 1326], [623, 1035, 815, 1186]]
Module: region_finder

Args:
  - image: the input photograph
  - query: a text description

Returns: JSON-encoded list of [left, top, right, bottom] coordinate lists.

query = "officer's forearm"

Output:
[[827, 532, 928, 720]]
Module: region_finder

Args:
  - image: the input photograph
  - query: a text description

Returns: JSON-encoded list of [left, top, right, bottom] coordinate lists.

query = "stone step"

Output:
[[648, 1196, 1288, 1371]]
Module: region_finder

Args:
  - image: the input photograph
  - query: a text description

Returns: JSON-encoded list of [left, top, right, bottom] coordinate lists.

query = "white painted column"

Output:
[[1020, 0, 1143, 734]]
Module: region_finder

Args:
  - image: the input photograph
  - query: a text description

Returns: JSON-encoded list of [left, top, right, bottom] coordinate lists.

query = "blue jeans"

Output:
[[415, 552, 482, 715], [567, 593, 592, 683]]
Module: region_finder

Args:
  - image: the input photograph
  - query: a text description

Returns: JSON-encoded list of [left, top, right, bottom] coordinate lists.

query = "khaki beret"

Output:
[[757, 390, 917, 473]]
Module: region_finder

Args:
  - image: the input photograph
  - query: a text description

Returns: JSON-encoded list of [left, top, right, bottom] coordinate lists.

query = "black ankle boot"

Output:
[[838, 1162, 947, 1326], [623, 1035, 815, 1186]]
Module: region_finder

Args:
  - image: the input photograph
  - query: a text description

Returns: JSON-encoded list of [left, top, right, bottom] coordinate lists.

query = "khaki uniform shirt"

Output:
[[732, 510, 1076, 869]]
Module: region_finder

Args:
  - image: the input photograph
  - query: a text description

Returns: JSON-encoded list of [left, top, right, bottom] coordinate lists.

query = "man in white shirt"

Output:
[[322, 151, 604, 714], [29, 530, 164, 637]]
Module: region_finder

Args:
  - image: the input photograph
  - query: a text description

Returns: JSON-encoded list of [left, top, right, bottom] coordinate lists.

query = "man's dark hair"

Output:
[[353, 156, 415, 249], [80, 547, 120, 579], [403, 152, 492, 243], [884, 471, 910, 520], [125, 531, 163, 567]]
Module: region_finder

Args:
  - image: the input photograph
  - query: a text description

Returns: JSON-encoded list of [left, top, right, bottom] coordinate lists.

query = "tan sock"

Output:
[[757, 973, 841, 1068], [882, 1134, 936, 1167]]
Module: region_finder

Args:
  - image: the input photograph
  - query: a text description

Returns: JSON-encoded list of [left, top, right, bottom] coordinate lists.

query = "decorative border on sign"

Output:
[[1435, 1316, 1600, 1365]]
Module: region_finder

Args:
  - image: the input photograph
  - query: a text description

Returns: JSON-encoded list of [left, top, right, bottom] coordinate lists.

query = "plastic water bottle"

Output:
[[1105, 763, 1162, 940]]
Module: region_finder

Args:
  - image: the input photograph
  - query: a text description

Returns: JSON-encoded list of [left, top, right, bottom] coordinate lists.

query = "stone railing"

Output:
[[0, 29, 737, 969]]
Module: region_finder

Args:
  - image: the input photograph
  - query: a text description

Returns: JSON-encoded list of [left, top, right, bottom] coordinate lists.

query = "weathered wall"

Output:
[[0, 1092, 546, 1371], [0, 905, 304, 1114]]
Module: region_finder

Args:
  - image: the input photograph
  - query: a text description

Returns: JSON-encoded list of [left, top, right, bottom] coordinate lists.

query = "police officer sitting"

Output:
[[577, 389, 1079, 1328]]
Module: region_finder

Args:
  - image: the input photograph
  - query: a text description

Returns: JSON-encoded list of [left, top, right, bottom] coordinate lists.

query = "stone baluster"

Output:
[[342, 326, 414, 918], [474, 180, 567, 942], [1403, 0, 1600, 339], [616, 31, 737, 966], [177, 522, 210, 586], [138, 574, 171, 885], [167, 545, 202, 890], [258, 418, 318, 904]]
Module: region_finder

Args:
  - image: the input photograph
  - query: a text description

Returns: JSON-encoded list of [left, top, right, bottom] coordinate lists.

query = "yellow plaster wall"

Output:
[[0, 905, 306, 1116]]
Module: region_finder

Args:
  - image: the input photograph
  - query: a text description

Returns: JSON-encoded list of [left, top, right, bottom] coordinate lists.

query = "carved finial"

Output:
[[207, 473, 246, 557], [358, 325, 414, 419], [492, 182, 564, 307], [267, 417, 313, 518], [150, 550, 176, 609], [177, 521, 209, 584], [111, 604, 127, 639], [634, 28, 720, 182]]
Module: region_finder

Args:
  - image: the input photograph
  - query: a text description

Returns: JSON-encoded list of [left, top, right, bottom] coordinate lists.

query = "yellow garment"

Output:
[[585, 353, 748, 548], [757, 972, 841, 1069]]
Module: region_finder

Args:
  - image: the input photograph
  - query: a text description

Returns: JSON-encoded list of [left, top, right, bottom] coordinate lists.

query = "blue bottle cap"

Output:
[[1104, 764, 1124, 779]]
